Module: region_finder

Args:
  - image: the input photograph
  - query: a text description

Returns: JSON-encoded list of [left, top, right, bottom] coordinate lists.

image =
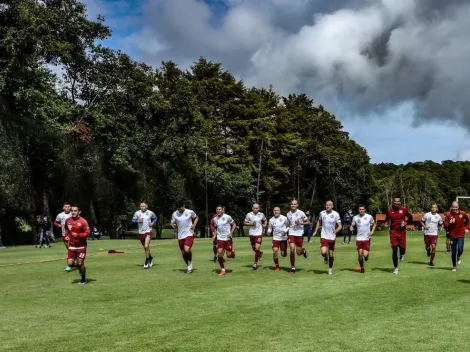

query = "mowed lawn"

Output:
[[1, 231, 470, 352]]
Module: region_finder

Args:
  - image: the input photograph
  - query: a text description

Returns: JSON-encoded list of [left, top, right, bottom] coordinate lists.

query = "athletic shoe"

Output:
[[148, 257, 153, 268], [429, 261, 434, 266], [342, 241, 345, 244], [360, 268, 365, 273], [78, 279, 87, 285], [452, 267, 457, 272], [400, 255, 405, 262], [143, 260, 149, 269], [274, 266, 280, 272], [328, 268, 333, 275], [458, 258, 462, 265], [303, 248, 308, 259], [64, 266, 72, 272], [252, 263, 258, 270], [393, 268, 399, 274], [218, 269, 226, 276], [289, 268, 296, 275], [186, 268, 193, 274]]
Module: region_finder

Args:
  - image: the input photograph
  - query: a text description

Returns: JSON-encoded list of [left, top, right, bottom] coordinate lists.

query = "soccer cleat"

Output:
[[252, 263, 258, 270], [452, 267, 457, 272], [186, 268, 193, 274], [360, 268, 365, 273], [400, 255, 405, 262], [274, 266, 280, 272], [213, 256, 217, 263], [328, 268, 333, 275], [393, 268, 399, 274], [78, 279, 87, 285], [143, 260, 149, 269], [289, 268, 296, 275], [426, 248, 431, 257], [303, 248, 308, 258], [148, 257, 154, 268], [64, 266, 72, 272], [429, 261, 434, 266], [218, 269, 226, 276], [458, 258, 462, 265]]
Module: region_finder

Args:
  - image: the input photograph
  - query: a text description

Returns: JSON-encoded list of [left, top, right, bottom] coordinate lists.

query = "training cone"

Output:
[[99, 248, 104, 251], [354, 265, 361, 272]]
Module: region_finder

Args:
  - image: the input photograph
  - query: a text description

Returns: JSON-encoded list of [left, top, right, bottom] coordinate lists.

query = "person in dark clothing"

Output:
[[237, 217, 246, 237], [91, 226, 102, 240], [304, 210, 313, 243], [38, 215, 52, 248], [343, 210, 354, 244]]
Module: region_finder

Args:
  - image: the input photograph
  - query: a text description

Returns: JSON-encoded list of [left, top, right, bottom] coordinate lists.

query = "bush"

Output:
[[162, 223, 174, 229]]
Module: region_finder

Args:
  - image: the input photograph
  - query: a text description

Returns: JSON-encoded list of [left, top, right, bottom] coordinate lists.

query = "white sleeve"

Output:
[[170, 212, 176, 224], [351, 216, 357, 226], [132, 211, 139, 221], [267, 219, 273, 234], [336, 214, 341, 223], [262, 214, 266, 221], [370, 216, 375, 225], [190, 210, 197, 219], [228, 216, 234, 224], [244, 214, 250, 223]]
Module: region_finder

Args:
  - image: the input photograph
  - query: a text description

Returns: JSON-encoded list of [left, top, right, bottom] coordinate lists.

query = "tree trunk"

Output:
[[309, 177, 317, 209], [256, 139, 263, 203]]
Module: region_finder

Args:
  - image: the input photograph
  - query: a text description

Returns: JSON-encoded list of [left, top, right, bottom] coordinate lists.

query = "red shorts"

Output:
[[178, 236, 194, 250], [424, 235, 438, 246], [356, 240, 371, 251], [390, 233, 406, 248], [139, 232, 152, 246], [272, 240, 287, 252], [68, 247, 86, 260], [250, 235, 263, 246], [217, 240, 234, 252], [320, 238, 336, 250], [288, 235, 303, 247]]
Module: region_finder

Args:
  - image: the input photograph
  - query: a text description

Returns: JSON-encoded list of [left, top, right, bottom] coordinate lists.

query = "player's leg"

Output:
[[327, 242, 335, 274], [399, 236, 406, 262], [457, 238, 464, 265], [361, 248, 368, 274], [142, 234, 152, 268], [217, 244, 226, 275], [357, 243, 364, 271], [253, 238, 262, 269], [226, 240, 235, 259], [184, 237, 194, 273], [288, 237, 296, 274], [295, 236, 307, 258], [77, 251, 87, 284], [425, 236, 431, 257], [178, 240, 187, 265], [429, 236, 437, 266], [451, 238, 458, 271], [320, 239, 328, 264], [446, 231, 451, 253], [66, 249, 75, 271], [347, 227, 352, 244], [64, 236, 72, 271], [272, 243, 280, 271], [391, 240, 399, 274], [280, 241, 287, 258], [343, 227, 347, 244]]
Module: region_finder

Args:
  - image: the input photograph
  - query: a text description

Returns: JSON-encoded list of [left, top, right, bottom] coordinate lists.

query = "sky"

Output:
[[81, 0, 470, 164]]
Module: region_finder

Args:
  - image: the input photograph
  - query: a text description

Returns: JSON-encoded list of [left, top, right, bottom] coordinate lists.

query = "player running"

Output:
[[421, 204, 443, 266], [132, 202, 157, 269], [244, 203, 267, 270], [313, 201, 342, 275], [444, 201, 470, 272], [267, 207, 288, 272], [171, 203, 199, 274], [350, 205, 376, 273], [386, 197, 413, 274], [64, 205, 90, 284], [54, 202, 73, 271], [286, 200, 308, 274], [212, 205, 236, 276]]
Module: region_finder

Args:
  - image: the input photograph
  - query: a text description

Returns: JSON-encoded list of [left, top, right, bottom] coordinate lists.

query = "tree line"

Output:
[[0, 1, 467, 245]]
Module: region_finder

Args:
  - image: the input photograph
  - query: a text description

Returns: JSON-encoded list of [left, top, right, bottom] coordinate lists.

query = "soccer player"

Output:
[[54, 202, 73, 271], [385, 197, 413, 274], [444, 201, 470, 272], [212, 205, 236, 276], [132, 202, 157, 269], [286, 200, 308, 274], [244, 203, 267, 270], [350, 205, 376, 273], [421, 204, 443, 266], [171, 203, 199, 274], [64, 205, 90, 284], [268, 207, 288, 272], [313, 201, 342, 275]]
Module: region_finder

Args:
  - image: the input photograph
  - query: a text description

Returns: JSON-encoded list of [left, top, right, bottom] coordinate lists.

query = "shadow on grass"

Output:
[[341, 268, 358, 272], [71, 278, 96, 284], [134, 264, 160, 267], [408, 261, 429, 265], [428, 266, 452, 270], [172, 268, 198, 273], [372, 268, 393, 273], [458, 279, 470, 284], [311, 269, 328, 275]]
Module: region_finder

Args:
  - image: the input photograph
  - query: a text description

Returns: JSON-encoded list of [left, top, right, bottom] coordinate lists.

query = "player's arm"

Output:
[[211, 218, 217, 239], [229, 220, 236, 237], [170, 213, 177, 229], [370, 221, 377, 235], [444, 213, 451, 228], [267, 219, 273, 235], [313, 218, 321, 236], [191, 214, 199, 230], [244, 215, 254, 227], [385, 212, 391, 226], [335, 221, 342, 234], [53, 216, 62, 228], [262, 215, 267, 228], [301, 214, 310, 226], [78, 221, 90, 238], [149, 213, 157, 227], [131, 212, 139, 224], [350, 219, 355, 232]]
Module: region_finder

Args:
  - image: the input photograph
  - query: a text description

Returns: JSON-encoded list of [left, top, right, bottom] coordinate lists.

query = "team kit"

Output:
[[54, 197, 470, 283]]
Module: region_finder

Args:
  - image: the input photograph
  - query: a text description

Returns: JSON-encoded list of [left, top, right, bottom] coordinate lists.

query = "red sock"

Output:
[[255, 250, 260, 263], [274, 255, 279, 266], [187, 251, 192, 262], [290, 252, 295, 267], [218, 256, 225, 269], [430, 252, 436, 261]]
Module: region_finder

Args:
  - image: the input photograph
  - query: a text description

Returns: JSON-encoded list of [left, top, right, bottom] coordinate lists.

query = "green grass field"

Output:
[[1, 231, 469, 352]]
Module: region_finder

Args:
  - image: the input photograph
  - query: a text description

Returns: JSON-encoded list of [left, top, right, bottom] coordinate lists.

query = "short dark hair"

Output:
[[64, 202, 70, 206], [216, 205, 225, 209], [71, 204, 80, 211], [358, 204, 365, 208]]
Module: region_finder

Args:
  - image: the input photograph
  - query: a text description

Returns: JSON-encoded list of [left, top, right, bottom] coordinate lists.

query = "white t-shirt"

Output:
[[245, 212, 266, 236], [268, 215, 288, 241], [352, 214, 375, 241], [132, 210, 157, 234], [286, 210, 308, 236], [171, 209, 197, 239], [55, 212, 72, 235], [213, 214, 234, 241], [422, 212, 443, 236], [319, 210, 341, 240]]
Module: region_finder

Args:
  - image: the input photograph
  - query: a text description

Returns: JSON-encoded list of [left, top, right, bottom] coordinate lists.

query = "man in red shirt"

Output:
[[386, 197, 413, 274], [64, 205, 90, 284], [444, 201, 470, 272]]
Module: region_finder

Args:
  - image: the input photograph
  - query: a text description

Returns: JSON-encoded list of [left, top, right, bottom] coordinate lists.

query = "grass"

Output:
[[1, 231, 469, 352]]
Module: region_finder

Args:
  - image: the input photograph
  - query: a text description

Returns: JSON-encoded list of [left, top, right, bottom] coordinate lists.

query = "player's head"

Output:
[[63, 202, 71, 213], [177, 201, 186, 213], [290, 200, 298, 211], [393, 197, 401, 209], [273, 207, 281, 217], [325, 201, 333, 212], [431, 204, 438, 213], [139, 202, 148, 212], [348, 209, 352, 214], [216, 205, 225, 216], [451, 201, 459, 213], [358, 204, 366, 215], [252, 203, 260, 214], [71, 205, 80, 218]]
